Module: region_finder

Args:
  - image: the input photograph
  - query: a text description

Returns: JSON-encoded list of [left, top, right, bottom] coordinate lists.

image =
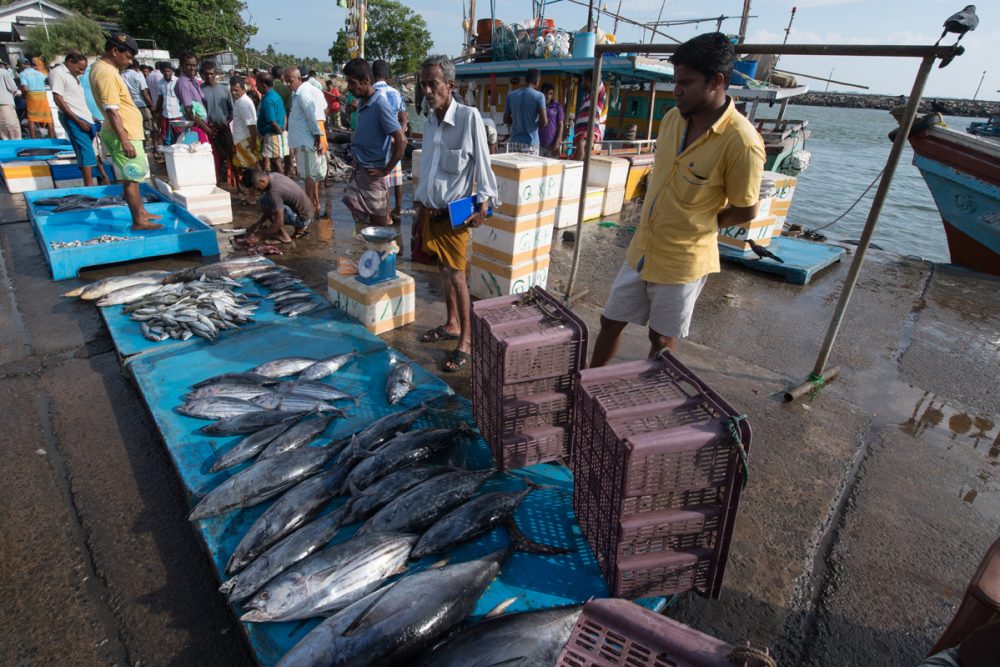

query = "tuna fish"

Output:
[[185, 382, 276, 401], [299, 352, 360, 381], [189, 445, 336, 520], [241, 532, 416, 623], [416, 606, 583, 667], [254, 357, 320, 379], [226, 466, 350, 573], [210, 417, 305, 472], [340, 466, 451, 526], [275, 379, 360, 404], [386, 361, 414, 405], [362, 469, 493, 535], [251, 393, 341, 414], [258, 414, 337, 459], [199, 409, 306, 436], [344, 427, 466, 493], [176, 396, 264, 420], [274, 547, 511, 667], [192, 371, 278, 388], [220, 508, 346, 602], [411, 489, 544, 558], [336, 405, 427, 463]]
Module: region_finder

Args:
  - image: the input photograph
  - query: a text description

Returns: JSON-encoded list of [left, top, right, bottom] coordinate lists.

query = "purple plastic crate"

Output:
[[556, 598, 771, 667], [571, 352, 751, 599]]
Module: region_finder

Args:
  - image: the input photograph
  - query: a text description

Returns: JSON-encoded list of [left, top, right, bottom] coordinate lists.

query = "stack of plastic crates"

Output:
[[572, 352, 751, 599], [471, 287, 588, 469], [555, 598, 772, 667]]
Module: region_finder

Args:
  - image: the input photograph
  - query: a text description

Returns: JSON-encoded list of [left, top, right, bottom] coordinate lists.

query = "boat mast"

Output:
[[737, 0, 751, 43]]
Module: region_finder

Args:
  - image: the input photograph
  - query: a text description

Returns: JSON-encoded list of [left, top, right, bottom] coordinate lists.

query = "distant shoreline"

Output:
[[789, 92, 999, 118]]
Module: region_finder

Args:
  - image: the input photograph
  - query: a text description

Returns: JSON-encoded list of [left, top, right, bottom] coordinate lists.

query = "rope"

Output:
[[728, 646, 778, 667], [808, 167, 884, 233], [724, 415, 751, 489], [806, 372, 826, 400]]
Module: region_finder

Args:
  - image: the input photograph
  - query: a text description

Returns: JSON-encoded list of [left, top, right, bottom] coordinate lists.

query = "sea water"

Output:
[[783, 105, 987, 263]]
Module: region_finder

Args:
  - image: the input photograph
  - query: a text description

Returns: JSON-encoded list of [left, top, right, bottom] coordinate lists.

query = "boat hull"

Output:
[[909, 127, 1000, 276]]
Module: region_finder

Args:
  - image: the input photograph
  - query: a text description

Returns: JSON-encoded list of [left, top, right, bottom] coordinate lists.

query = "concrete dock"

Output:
[[1, 180, 997, 666]]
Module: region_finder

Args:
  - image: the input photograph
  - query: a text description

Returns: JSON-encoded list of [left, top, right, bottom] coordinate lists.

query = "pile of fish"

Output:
[[50, 234, 144, 250], [182, 356, 572, 666], [250, 265, 322, 317]]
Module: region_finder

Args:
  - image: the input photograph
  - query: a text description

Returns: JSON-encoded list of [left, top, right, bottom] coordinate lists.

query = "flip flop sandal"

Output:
[[442, 349, 471, 373], [420, 325, 459, 343], [293, 228, 311, 239]]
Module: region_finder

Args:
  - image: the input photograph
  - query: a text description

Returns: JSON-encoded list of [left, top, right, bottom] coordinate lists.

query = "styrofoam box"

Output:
[[469, 253, 550, 300], [559, 160, 583, 200], [763, 170, 797, 238], [1, 161, 54, 193], [49, 159, 85, 188], [160, 143, 216, 189], [586, 156, 629, 190], [490, 154, 563, 217], [555, 196, 580, 229], [718, 215, 779, 252], [327, 269, 416, 335], [757, 195, 772, 219], [172, 186, 233, 226], [471, 209, 555, 265], [601, 187, 625, 217], [583, 186, 604, 221]]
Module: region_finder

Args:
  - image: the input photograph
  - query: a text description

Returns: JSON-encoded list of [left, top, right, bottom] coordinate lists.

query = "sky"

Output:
[[243, 0, 997, 100]]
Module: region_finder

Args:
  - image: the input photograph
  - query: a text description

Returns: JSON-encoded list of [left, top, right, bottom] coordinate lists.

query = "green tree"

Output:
[[24, 14, 106, 63], [59, 0, 123, 24], [328, 0, 432, 74], [122, 0, 257, 56]]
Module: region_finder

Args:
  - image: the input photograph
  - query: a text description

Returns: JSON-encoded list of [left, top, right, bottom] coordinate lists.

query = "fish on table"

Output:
[[386, 361, 414, 405]]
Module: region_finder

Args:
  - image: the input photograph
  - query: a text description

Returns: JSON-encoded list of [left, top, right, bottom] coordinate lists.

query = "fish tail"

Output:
[[505, 517, 571, 555]]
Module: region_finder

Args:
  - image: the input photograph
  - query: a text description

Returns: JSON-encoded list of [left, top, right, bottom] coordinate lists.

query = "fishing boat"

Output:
[[908, 123, 1000, 276], [967, 115, 1000, 139]]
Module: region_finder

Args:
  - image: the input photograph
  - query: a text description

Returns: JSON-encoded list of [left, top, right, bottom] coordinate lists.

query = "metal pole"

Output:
[[358, 0, 366, 59], [564, 54, 603, 301], [809, 55, 935, 378], [645, 84, 656, 144], [973, 70, 986, 101], [824, 67, 834, 92], [737, 0, 752, 43]]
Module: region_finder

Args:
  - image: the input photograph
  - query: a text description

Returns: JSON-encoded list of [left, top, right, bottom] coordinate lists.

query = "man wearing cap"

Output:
[[89, 33, 163, 231], [18, 57, 53, 138], [0, 60, 20, 140]]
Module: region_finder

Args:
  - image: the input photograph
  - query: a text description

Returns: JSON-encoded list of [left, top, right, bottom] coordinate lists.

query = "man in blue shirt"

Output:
[[342, 58, 406, 226], [503, 68, 547, 155], [256, 73, 286, 174]]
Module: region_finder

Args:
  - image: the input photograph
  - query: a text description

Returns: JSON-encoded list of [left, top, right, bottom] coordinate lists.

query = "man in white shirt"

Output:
[[50, 50, 98, 185], [154, 63, 182, 145], [414, 55, 499, 372], [0, 61, 20, 140], [283, 67, 325, 216], [229, 76, 259, 200]]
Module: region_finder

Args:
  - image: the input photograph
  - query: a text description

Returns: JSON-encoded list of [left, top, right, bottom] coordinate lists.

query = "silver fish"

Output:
[[199, 409, 306, 436], [251, 393, 341, 414], [241, 532, 416, 623], [417, 606, 583, 667], [189, 445, 336, 520], [341, 466, 451, 526], [226, 466, 350, 573], [210, 417, 305, 472], [362, 469, 493, 535], [275, 379, 360, 403], [96, 283, 163, 307], [254, 357, 320, 378], [73, 273, 166, 300], [283, 301, 322, 317], [193, 371, 279, 388], [299, 352, 360, 381], [274, 548, 510, 667], [386, 361, 414, 405], [258, 414, 337, 460], [176, 397, 265, 420], [345, 427, 465, 493], [411, 490, 532, 558], [337, 405, 428, 463], [220, 508, 346, 602], [185, 383, 276, 401]]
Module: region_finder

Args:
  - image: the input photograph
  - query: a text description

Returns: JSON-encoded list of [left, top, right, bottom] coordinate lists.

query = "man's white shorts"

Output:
[[602, 262, 707, 339]]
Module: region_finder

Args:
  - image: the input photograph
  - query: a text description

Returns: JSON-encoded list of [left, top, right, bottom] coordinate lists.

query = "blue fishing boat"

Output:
[[908, 124, 1000, 276], [967, 115, 1000, 139]]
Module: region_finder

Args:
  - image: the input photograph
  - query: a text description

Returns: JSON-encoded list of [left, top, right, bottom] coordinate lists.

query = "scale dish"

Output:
[[359, 226, 400, 244]]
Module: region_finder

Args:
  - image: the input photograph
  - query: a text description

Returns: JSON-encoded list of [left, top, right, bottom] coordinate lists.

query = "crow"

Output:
[[748, 239, 785, 264], [935, 5, 978, 46]]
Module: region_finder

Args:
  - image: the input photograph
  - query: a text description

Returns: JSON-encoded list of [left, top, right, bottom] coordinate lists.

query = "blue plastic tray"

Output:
[[24, 184, 220, 280], [719, 236, 846, 285], [125, 319, 662, 665], [100, 278, 335, 358], [0, 138, 73, 162]]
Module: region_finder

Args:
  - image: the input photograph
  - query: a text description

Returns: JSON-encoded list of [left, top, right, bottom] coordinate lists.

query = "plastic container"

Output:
[[160, 143, 216, 189], [731, 60, 759, 85], [572, 352, 751, 599], [556, 598, 767, 667], [476, 390, 572, 447], [496, 424, 571, 469], [572, 32, 596, 59], [586, 156, 629, 189]]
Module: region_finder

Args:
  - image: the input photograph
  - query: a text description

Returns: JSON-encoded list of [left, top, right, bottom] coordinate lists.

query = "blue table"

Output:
[[125, 318, 662, 665], [720, 236, 846, 285], [24, 184, 219, 280]]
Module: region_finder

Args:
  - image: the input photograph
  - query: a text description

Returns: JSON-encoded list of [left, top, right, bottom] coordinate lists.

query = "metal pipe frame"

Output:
[[562, 42, 962, 390]]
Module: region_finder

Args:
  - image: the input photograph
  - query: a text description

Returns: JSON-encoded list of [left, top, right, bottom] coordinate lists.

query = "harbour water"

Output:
[[782, 105, 987, 263]]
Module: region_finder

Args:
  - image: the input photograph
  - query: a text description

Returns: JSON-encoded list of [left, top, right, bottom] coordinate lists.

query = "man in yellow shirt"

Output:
[[89, 32, 162, 231], [591, 32, 765, 366]]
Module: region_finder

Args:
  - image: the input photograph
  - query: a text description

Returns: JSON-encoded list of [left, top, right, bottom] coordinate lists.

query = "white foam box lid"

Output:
[[559, 160, 583, 199], [586, 156, 629, 189], [160, 143, 217, 189], [491, 153, 563, 213]]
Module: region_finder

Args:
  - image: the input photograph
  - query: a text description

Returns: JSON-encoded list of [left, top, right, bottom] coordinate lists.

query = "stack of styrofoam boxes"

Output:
[[588, 156, 629, 218], [469, 154, 563, 300], [327, 269, 416, 335], [471, 287, 588, 470], [554, 160, 583, 229], [158, 143, 232, 226], [717, 174, 780, 254], [764, 170, 798, 238], [572, 352, 752, 600]]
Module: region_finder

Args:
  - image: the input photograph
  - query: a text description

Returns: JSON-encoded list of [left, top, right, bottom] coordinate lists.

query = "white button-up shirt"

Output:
[[415, 99, 499, 209], [287, 85, 321, 150]]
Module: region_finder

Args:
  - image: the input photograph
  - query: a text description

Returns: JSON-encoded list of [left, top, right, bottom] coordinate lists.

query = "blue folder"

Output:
[[448, 196, 493, 228]]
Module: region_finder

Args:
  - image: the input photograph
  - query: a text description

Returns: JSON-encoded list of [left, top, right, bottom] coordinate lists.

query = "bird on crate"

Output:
[[935, 5, 978, 46], [747, 239, 785, 264]]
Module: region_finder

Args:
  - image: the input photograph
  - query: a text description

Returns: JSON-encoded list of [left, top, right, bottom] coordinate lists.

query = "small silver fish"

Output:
[[254, 357, 320, 379], [386, 361, 414, 405]]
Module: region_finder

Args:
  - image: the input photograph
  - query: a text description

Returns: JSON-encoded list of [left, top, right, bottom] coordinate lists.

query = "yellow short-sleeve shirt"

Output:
[[89, 58, 143, 141], [625, 97, 766, 284]]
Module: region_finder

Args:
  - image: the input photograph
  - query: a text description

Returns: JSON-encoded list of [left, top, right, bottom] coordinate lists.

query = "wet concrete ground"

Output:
[[0, 172, 997, 666]]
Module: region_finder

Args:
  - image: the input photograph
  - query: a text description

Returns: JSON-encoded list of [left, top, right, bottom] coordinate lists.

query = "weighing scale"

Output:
[[168, 120, 201, 145], [357, 226, 400, 285]]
